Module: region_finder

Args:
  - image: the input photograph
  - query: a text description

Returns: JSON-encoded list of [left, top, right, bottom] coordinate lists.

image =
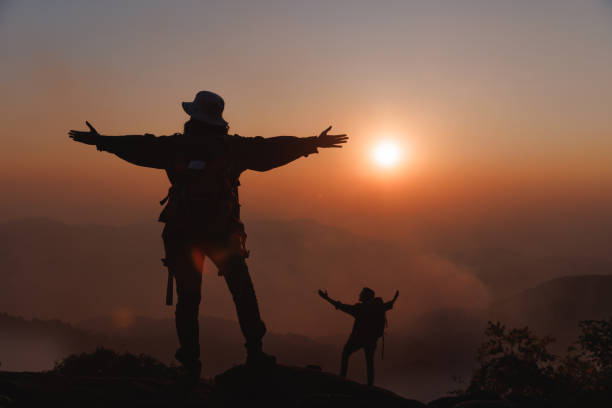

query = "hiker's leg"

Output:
[[341, 339, 359, 378], [364, 343, 376, 386], [206, 232, 272, 365], [221, 256, 266, 353], [207, 236, 266, 355], [163, 226, 204, 369]]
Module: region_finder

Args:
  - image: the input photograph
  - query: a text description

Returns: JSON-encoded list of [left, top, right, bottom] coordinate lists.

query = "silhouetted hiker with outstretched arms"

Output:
[[318, 287, 399, 386], [68, 90, 348, 384]]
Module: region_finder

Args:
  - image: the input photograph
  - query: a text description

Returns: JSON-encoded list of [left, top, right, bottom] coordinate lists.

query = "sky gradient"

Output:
[[1, 0, 612, 242]]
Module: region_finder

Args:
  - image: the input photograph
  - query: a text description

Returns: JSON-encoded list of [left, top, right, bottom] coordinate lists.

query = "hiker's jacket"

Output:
[[94, 132, 318, 232], [330, 298, 394, 343]]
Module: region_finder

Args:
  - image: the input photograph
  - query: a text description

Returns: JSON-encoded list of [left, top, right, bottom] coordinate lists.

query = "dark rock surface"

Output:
[[0, 364, 424, 408]]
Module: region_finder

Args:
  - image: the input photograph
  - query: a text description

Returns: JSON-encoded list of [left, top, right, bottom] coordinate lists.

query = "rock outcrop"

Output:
[[0, 364, 424, 408]]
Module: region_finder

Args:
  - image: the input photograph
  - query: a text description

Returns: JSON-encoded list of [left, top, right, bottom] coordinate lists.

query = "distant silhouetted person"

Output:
[[318, 287, 399, 386], [68, 90, 348, 383]]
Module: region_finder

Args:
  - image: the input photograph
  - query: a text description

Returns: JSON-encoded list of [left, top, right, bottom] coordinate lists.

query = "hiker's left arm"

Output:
[[235, 126, 348, 172]]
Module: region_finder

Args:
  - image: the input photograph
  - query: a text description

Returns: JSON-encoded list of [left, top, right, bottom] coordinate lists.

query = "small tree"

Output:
[[577, 319, 612, 374], [467, 321, 557, 398], [561, 318, 612, 394], [468, 318, 612, 404]]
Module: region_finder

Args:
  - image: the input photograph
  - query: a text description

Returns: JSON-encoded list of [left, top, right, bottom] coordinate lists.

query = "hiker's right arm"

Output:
[[318, 290, 356, 315], [95, 134, 171, 169], [333, 301, 357, 315], [69, 122, 170, 169]]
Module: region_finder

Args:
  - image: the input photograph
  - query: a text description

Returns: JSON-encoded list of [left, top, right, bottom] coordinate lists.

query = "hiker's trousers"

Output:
[[162, 224, 267, 366], [341, 337, 377, 386]]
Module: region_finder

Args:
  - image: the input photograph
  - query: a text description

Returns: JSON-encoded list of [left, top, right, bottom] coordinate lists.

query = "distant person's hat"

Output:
[[182, 91, 228, 127]]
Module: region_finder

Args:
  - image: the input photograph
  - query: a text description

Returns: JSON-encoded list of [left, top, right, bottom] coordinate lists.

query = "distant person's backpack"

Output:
[[371, 297, 388, 339], [360, 298, 388, 358]]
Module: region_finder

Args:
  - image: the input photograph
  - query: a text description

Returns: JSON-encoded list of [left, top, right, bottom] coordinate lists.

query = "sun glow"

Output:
[[372, 140, 402, 168]]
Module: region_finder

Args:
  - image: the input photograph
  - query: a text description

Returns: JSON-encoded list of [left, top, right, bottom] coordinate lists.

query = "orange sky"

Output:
[[1, 0, 612, 247]]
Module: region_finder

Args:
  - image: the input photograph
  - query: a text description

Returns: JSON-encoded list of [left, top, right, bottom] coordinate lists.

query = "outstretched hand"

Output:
[[68, 121, 100, 145], [316, 126, 348, 148], [393, 290, 399, 301], [318, 289, 329, 299]]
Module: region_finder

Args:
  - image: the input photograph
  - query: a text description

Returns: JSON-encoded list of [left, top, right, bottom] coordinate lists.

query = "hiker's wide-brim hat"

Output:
[[182, 90, 228, 127]]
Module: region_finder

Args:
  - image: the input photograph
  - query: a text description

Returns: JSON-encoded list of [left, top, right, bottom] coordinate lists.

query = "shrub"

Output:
[[467, 318, 612, 405], [467, 321, 557, 398], [52, 347, 179, 378]]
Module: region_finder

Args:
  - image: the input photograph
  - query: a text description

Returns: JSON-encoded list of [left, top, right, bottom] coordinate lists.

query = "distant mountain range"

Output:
[[0, 218, 401, 334], [3, 217, 610, 335], [0, 312, 333, 375], [489, 274, 612, 346], [0, 217, 480, 337]]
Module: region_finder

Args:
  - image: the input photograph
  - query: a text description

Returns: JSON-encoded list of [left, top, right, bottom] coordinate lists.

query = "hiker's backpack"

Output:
[[363, 297, 388, 359], [371, 297, 388, 339], [159, 133, 242, 229], [359, 297, 388, 341]]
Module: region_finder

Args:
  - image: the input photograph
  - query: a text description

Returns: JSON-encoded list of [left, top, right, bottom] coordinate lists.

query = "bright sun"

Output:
[[372, 141, 402, 168]]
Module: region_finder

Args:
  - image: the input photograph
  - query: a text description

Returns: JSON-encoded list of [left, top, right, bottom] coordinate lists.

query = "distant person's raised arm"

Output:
[[235, 126, 348, 172], [384, 290, 399, 311], [68, 121, 170, 169], [318, 289, 356, 316]]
